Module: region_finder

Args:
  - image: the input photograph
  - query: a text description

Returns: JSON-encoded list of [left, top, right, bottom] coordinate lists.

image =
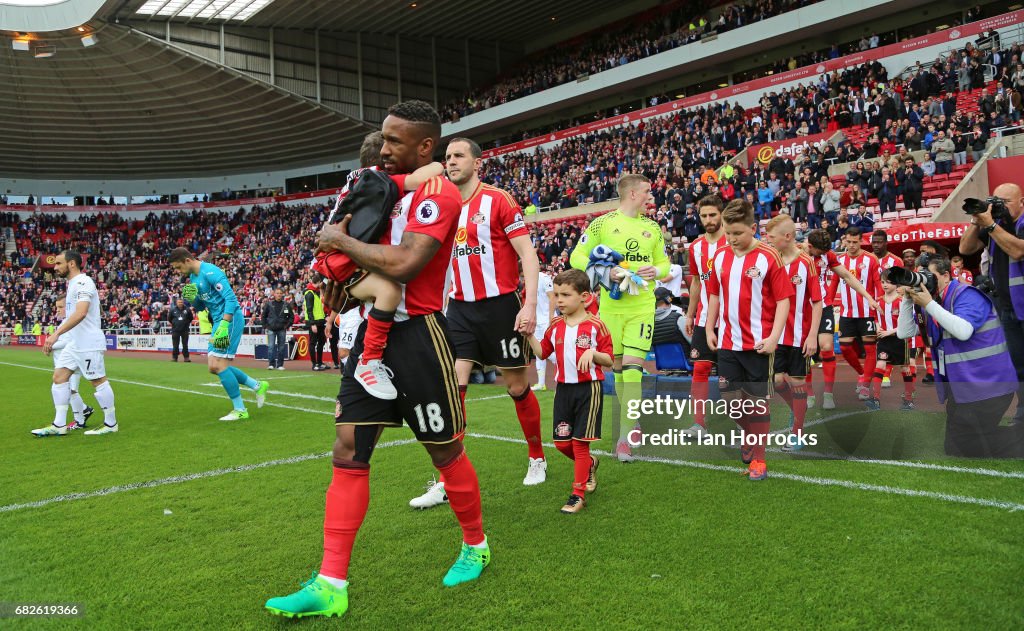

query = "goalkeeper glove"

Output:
[[181, 283, 198, 302], [212, 320, 231, 350]]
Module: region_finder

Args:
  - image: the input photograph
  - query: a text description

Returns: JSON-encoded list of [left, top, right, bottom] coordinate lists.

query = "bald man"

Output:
[[960, 182, 1024, 423]]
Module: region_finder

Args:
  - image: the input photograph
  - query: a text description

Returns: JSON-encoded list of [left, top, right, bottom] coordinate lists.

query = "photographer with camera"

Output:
[[894, 255, 1023, 458], [960, 183, 1024, 423]]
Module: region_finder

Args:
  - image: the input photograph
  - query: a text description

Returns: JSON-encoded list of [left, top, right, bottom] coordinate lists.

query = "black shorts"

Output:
[[818, 307, 837, 335], [839, 316, 877, 339], [447, 292, 532, 369], [690, 326, 718, 363], [336, 313, 464, 444], [552, 381, 603, 441], [773, 344, 809, 377], [718, 349, 771, 397], [876, 336, 909, 366]]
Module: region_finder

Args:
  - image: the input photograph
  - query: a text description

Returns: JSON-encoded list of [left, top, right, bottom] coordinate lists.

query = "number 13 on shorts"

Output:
[[602, 311, 655, 356]]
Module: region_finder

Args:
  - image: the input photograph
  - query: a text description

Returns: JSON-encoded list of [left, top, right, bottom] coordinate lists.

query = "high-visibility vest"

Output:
[[198, 310, 212, 334], [304, 289, 325, 322]]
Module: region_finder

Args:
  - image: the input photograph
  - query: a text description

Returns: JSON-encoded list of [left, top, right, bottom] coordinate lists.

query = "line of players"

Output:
[[682, 193, 946, 467]]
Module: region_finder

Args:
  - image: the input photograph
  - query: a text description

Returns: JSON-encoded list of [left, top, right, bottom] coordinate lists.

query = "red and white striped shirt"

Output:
[[779, 253, 822, 347], [360, 175, 462, 319], [815, 250, 839, 303], [953, 267, 974, 284], [689, 233, 727, 326], [539, 314, 614, 383], [878, 252, 903, 271], [831, 251, 881, 318], [707, 243, 795, 351], [449, 183, 528, 302], [876, 294, 901, 332]]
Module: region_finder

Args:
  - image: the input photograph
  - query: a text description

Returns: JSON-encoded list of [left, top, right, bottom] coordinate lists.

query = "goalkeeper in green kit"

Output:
[[570, 174, 669, 462], [169, 247, 269, 421]]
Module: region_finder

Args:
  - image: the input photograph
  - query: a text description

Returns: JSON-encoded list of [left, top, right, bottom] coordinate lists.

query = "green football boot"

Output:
[[442, 538, 490, 587], [255, 381, 269, 408], [265, 572, 348, 619]]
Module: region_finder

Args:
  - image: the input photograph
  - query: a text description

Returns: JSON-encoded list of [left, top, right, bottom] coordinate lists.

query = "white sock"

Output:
[[469, 535, 488, 549], [94, 381, 117, 426], [70, 391, 86, 422], [536, 359, 547, 386], [51, 382, 71, 427], [318, 574, 348, 589]]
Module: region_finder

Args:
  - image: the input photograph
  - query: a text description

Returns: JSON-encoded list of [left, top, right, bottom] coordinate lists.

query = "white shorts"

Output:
[[55, 347, 106, 381], [338, 311, 363, 351]]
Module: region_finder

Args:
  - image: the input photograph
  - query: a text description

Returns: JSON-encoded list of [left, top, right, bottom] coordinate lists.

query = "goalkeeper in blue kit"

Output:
[[169, 247, 269, 421]]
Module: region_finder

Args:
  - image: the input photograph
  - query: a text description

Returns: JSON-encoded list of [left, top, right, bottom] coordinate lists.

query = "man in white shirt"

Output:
[[657, 263, 685, 301], [33, 250, 119, 436], [532, 267, 556, 390]]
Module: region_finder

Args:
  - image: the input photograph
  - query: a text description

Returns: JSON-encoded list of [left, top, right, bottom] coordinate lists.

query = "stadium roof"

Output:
[[1, 0, 644, 179], [0, 21, 375, 179], [121, 0, 630, 41]]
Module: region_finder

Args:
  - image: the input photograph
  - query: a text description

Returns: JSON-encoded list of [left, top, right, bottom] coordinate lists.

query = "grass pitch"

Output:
[[1, 347, 1022, 630]]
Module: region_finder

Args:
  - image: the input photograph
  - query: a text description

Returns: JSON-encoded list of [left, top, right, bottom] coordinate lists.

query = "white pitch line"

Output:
[[465, 432, 1024, 512], [201, 383, 335, 403], [5, 360, 1024, 489], [765, 447, 1024, 479], [199, 382, 510, 405], [0, 438, 418, 514], [0, 361, 332, 416], [767, 409, 865, 434]]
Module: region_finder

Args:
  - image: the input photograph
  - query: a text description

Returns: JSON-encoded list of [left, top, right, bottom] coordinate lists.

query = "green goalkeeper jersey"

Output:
[[569, 210, 670, 314]]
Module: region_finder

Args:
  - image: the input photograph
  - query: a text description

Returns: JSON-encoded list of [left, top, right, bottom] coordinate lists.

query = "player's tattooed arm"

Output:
[[318, 215, 440, 283]]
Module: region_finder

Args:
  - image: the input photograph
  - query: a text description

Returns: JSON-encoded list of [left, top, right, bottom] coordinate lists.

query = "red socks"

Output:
[[572, 440, 591, 498], [776, 380, 794, 409], [749, 412, 770, 461], [776, 382, 807, 435], [871, 368, 885, 399], [435, 448, 485, 546], [791, 384, 808, 435], [361, 308, 395, 362], [555, 440, 574, 460], [820, 350, 836, 393], [840, 343, 863, 379], [321, 463, 370, 580], [903, 368, 916, 399], [692, 361, 713, 428], [862, 341, 877, 389], [511, 389, 545, 460]]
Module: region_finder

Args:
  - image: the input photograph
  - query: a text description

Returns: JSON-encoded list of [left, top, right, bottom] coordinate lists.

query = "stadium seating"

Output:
[[441, 0, 824, 123]]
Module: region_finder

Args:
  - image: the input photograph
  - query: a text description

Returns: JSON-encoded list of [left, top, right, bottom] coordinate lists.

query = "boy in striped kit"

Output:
[[528, 269, 613, 514], [705, 200, 793, 480], [764, 216, 823, 451], [868, 274, 917, 410]]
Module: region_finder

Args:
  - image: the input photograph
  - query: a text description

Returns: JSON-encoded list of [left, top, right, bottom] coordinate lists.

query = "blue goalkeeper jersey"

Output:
[[189, 262, 241, 324]]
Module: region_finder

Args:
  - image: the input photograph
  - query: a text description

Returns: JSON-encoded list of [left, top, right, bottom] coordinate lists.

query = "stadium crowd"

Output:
[[1, 204, 326, 332], [441, 0, 826, 123], [481, 29, 1023, 242]]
